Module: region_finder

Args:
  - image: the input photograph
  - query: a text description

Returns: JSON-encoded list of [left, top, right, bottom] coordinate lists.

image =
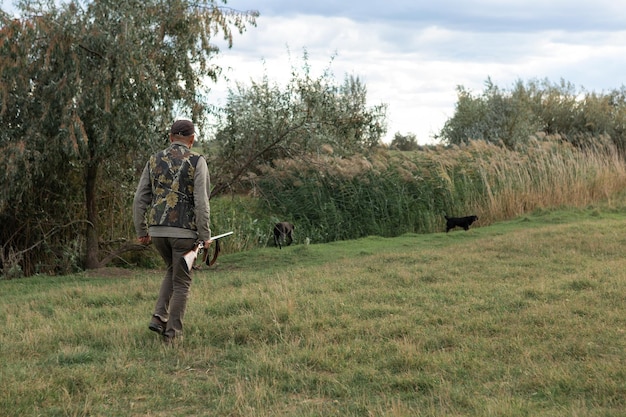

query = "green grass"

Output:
[[2, 206, 626, 416]]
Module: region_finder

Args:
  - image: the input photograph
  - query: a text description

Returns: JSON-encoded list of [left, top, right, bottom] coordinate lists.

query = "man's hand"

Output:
[[201, 239, 212, 263], [138, 235, 151, 245]]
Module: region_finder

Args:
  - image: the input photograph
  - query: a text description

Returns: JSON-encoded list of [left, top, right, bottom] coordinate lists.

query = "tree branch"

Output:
[[97, 242, 153, 267], [210, 121, 308, 198]]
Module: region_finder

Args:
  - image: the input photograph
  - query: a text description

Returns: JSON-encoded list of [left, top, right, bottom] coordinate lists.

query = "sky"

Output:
[[3, 0, 626, 144], [209, 0, 626, 144]]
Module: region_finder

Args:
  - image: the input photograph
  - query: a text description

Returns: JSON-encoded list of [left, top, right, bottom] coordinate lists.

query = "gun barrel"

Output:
[[210, 231, 234, 241]]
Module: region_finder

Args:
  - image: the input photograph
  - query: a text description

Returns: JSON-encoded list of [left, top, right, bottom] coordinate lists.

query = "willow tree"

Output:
[[0, 0, 257, 273], [211, 57, 388, 197]]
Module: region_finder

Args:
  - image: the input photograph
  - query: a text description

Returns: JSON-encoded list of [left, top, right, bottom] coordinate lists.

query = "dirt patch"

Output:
[[85, 267, 137, 279]]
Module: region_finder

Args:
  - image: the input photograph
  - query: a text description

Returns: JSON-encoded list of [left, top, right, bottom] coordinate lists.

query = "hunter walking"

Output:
[[133, 119, 211, 344]]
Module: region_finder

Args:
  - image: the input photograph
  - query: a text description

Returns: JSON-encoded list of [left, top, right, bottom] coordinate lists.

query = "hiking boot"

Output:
[[148, 315, 166, 335], [162, 335, 182, 347], [162, 332, 182, 346]]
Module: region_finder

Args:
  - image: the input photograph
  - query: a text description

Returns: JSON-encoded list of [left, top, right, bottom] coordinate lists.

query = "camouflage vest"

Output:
[[148, 143, 201, 230]]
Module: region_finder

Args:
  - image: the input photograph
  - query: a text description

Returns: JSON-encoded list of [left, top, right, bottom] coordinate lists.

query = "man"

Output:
[[133, 118, 211, 344]]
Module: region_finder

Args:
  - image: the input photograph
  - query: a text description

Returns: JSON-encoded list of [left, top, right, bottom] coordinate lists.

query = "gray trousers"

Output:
[[152, 237, 196, 339]]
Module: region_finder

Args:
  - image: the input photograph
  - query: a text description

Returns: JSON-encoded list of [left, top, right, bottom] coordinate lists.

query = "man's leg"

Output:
[[151, 237, 174, 326], [162, 238, 195, 340]]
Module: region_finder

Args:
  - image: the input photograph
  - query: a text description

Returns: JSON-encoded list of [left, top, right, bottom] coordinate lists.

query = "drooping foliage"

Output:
[[208, 53, 388, 196], [0, 0, 257, 276]]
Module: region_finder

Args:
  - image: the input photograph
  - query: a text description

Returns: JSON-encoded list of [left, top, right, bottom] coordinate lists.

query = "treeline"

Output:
[[437, 78, 626, 152]]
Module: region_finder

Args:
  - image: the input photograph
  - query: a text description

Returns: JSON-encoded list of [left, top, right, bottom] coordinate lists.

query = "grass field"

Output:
[[1, 206, 625, 416]]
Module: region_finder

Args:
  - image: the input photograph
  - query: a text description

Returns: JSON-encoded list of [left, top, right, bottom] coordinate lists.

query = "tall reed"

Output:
[[465, 136, 626, 222], [255, 137, 626, 243]]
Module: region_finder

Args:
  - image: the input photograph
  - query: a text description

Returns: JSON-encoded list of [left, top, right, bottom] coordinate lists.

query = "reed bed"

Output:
[[255, 138, 626, 245]]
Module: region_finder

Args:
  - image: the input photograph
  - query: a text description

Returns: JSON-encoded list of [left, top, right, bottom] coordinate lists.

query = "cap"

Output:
[[170, 119, 195, 137]]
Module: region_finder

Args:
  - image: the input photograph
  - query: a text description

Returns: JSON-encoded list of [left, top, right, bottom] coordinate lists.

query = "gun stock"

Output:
[[181, 232, 234, 272], [182, 241, 203, 273]]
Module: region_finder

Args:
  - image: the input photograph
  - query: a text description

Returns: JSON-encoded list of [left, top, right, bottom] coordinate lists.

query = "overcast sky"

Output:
[[211, 0, 626, 144]]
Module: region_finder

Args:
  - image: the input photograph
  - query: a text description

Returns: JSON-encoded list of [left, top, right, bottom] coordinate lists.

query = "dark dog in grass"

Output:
[[274, 222, 294, 249], [445, 215, 478, 232]]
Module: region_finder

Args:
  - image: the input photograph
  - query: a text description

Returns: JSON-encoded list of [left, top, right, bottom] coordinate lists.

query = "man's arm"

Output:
[[194, 156, 211, 242], [133, 161, 152, 238]]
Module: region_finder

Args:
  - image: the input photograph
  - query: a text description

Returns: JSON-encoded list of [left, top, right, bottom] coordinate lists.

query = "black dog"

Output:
[[273, 222, 294, 249], [445, 215, 478, 232]]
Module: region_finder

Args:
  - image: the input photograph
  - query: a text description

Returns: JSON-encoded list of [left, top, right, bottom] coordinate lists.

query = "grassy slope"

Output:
[[1, 207, 625, 416]]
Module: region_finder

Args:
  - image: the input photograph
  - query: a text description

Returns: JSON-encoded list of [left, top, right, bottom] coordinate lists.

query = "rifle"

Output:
[[181, 231, 233, 272]]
